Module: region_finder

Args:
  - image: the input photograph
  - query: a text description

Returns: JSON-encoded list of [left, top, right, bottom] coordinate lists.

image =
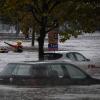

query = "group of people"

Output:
[[0, 40, 23, 53]]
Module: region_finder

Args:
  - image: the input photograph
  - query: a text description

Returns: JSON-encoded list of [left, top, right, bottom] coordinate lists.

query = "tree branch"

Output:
[[24, 4, 41, 24], [33, 0, 42, 14], [46, 26, 58, 33], [31, 9, 41, 24], [48, 0, 61, 13], [46, 18, 59, 32]]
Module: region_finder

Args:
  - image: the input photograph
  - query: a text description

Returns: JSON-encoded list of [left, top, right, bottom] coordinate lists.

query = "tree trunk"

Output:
[[38, 36, 45, 60], [32, 31, 35, 46], [38, 16, 47, 60], [15, 22, 20, 37]]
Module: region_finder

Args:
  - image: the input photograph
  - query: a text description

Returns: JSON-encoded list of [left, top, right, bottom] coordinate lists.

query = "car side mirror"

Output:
[[86, 59, 90, 61], [82, 58, 90, 61]]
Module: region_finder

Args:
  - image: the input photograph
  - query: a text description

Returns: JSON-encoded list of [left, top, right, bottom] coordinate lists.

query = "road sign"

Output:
[[48, 31, 58, 51]]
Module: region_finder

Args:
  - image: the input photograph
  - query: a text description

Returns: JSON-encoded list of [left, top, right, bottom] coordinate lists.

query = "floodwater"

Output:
[[0, 85, 100, 100], [0, 33, 100, 100], [59, 39, 100, 62]]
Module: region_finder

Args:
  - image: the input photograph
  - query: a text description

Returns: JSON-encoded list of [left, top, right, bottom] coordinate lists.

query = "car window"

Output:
[[75, 53, 87, 61], [12, 64, 32, 76], [66, 53, 76, 61], [64, 64, 87, 79], [47, 64, 64, 78], [44, 53, 62, 60], [0, 64, 16, 75], [31, 64, 49, 78]]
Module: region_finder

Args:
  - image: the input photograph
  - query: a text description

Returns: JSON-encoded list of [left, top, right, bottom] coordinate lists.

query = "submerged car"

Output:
[[44, 51, 98, 75], [44, 51, 90, 61], [0, 60, 100, 87]]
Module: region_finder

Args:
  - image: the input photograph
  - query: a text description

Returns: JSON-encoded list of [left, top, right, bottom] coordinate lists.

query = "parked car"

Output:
[[0, 60, 100, 87], [44, 51, 99, 76]]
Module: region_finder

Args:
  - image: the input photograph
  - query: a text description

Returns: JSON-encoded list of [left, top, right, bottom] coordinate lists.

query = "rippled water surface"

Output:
[[1, 85, 100, 100]]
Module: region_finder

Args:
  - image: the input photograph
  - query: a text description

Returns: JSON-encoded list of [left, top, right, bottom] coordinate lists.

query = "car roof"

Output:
[[8, 60, 72, 65], [7, 60, 90, 76], [44, 51, 81, 54]]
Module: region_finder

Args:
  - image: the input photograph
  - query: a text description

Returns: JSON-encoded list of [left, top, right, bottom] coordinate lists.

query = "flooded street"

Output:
[[59, 38, 100, 62], [0, 85, 100, 100], [0, 33, 100, 100]]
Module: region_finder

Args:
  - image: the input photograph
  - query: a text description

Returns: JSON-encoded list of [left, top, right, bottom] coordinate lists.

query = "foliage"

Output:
[[0, 0, 100, 60], [0, 0, 99, 35]]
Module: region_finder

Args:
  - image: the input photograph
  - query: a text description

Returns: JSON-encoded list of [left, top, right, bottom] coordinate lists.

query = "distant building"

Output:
[[0, 21, 16, 33]]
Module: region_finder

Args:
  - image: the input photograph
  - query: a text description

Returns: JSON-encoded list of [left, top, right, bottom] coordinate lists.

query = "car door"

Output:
[[63, 63, 91, 85], [30, 64, 51, 86], [46, 63, 73, 86], [11, 64, 33, 85], [0, 63, 16, 84], [66, 52, 93, 74]]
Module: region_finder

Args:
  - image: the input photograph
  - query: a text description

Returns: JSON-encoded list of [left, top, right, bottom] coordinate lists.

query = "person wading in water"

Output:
[[4, 40, 23, 53]]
